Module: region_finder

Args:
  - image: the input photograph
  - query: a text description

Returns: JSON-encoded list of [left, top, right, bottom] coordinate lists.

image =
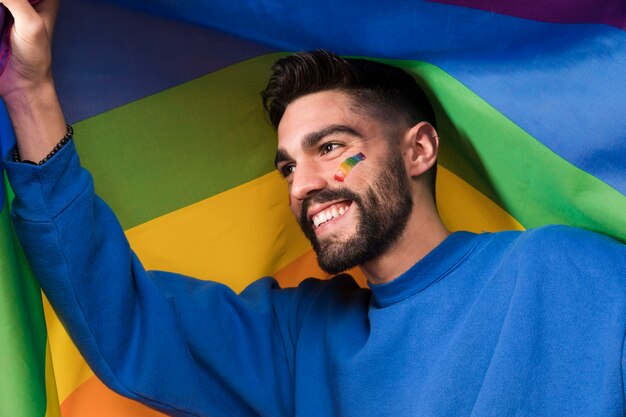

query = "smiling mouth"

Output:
[[311, 201, 352, 228]]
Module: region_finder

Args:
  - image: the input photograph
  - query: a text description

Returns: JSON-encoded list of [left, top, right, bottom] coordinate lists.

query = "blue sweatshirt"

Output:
[[6, 141, 626, 417]]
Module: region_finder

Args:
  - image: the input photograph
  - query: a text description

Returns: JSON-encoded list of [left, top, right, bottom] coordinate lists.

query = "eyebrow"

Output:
[[274, 124, 363, 168]]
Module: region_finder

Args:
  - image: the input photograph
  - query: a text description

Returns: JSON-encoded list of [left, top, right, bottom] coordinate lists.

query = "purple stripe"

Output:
[[0, 6, 9, 76], [0, 43, 9, 78], [427, 0, 626, 30]]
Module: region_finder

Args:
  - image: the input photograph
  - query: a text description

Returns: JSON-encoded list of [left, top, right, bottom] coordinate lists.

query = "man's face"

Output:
[[275, 91, 413, 274]]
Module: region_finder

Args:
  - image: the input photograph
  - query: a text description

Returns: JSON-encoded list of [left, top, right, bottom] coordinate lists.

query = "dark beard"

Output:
[[298, 149, 413, 274]]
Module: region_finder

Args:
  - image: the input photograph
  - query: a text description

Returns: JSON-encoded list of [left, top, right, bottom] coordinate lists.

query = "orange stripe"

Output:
[[60, 376, 167, 417]]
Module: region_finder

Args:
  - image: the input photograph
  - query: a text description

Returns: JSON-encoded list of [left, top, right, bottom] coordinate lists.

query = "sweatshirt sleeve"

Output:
[[5, 141, 294, 417]]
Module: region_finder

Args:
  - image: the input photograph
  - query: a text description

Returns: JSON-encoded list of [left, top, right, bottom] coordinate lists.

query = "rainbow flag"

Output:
[[1, 0, 624, 415]]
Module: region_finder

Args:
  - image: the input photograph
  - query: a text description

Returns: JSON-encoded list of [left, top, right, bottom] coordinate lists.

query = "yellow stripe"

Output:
[[44, 337, 61, 417], [125, 171, 312, 293], [437, 165, 524, 232], [51, 164, 521, 404]]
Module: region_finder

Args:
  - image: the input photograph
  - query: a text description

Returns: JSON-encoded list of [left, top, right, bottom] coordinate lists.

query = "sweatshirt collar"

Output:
[[368, 231, 481, 308]]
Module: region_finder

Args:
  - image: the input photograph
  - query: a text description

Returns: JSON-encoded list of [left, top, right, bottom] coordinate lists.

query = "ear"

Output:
[[401, 122, 439, 177]]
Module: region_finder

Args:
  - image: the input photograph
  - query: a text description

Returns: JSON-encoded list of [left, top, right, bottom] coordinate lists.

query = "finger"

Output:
[[1, 0, 39, 27]]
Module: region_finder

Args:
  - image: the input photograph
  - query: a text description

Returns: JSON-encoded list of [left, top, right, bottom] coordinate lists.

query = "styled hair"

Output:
[[262, 50, 438, 196], [261, 50, 436, 131]]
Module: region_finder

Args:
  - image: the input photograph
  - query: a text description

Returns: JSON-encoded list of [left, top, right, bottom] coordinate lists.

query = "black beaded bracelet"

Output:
[[12, 124, 74, 165]]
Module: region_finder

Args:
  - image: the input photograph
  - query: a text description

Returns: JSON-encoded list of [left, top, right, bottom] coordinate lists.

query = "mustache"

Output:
[[299, 187, 363, 223]]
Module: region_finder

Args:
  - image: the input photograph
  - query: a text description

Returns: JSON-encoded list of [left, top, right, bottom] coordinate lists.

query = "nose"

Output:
[[290, 159, 327, 202]]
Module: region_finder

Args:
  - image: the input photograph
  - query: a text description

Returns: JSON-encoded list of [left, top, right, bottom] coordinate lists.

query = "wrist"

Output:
[[3, 75, 56, 110], [3, 78, 67, 163], [12, 123, 73, 165]]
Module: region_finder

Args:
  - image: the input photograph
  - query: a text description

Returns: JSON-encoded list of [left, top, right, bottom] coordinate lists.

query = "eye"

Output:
[[320, 142, 343, 155], [278, 163, 295, 179]]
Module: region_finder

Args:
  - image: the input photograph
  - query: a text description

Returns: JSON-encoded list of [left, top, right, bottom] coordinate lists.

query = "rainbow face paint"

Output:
[[334, 152, 366, 182]]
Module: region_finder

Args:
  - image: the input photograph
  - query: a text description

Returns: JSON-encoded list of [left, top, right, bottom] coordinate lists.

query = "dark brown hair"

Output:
[[262, 50, 436, 131]]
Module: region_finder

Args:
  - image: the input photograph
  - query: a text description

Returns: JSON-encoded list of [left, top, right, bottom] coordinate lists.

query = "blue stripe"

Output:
[[57, 0, 626, 194]]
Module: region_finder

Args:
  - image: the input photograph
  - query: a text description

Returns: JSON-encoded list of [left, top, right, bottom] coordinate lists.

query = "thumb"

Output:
[[3, 0, 59, 40], [2, 0, 40, 30]]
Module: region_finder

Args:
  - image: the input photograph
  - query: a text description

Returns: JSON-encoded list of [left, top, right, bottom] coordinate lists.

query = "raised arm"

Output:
[[0, 2, 296, 415], [0, 0, 66, 162]]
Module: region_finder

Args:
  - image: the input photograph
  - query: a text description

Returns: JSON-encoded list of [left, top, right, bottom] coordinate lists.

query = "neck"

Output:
[[360, 198, 449, 286]]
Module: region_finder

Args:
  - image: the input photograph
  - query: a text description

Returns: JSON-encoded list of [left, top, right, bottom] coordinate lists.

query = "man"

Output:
[[264, 51, 447, 282], [1, 0, 625, 416]]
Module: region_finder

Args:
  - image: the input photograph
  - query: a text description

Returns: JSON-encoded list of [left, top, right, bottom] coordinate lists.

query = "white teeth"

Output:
[[312, 203, 350, 228]]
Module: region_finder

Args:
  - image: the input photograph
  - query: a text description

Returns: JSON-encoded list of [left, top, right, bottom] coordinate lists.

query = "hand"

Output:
[[0, 0, 66, 164], [0, 0, 59, 100]]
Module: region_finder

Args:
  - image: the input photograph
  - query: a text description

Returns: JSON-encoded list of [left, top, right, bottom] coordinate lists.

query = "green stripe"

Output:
[[74, 52, 625, 241], [0, 177, 47, 417], [74, 53, 283, 230], [387, 60, 626, 242]]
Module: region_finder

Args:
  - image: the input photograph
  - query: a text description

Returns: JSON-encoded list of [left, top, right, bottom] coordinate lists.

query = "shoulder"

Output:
[[499, 225, 626, 305], [507, 225, 625, 268]]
